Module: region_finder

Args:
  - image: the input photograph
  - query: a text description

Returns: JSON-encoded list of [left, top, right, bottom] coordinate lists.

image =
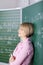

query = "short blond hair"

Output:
[[20, 22, 34, 37]]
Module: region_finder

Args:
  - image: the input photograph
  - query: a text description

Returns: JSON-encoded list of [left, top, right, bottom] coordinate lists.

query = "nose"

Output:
[[18, 29, 20, 33]]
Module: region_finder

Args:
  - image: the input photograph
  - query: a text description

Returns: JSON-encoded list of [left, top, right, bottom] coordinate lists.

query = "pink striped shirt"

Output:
[[9, 38, 33, 65]]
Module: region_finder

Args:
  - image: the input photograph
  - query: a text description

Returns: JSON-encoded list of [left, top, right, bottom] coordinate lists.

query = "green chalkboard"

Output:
[[0, 9, 21, 63], [22, 1, 43, 65]]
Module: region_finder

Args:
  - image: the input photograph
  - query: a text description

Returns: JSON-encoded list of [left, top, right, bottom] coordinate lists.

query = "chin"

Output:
[[18, 34, 21, 37]]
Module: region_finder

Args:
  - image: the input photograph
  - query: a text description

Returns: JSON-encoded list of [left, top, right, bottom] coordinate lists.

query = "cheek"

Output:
[[18, 31, 23, 37]]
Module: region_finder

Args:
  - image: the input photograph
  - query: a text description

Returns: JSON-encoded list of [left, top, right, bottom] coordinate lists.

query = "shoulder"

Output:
[[25, 39, 33, 50]]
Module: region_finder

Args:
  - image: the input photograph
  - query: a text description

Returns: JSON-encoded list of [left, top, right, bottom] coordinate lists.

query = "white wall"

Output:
[[16, 0, 42, 8], [0, 0, 16, 9], [16, 0, 29, 8], [29, 0, 42, 5], [0, 0, 42, 9]]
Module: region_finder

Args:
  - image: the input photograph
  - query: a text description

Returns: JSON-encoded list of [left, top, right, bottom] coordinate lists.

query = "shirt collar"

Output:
[[20, 38, 30, 43]]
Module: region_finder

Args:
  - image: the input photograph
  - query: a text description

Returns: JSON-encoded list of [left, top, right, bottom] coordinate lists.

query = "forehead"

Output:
[[19, 25, 29, 31], [19, 26, 24, 30]]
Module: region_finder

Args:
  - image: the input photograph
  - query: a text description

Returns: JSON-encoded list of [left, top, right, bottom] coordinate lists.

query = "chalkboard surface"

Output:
[[0, 9, 21, 63], [22, 1, 43, 65]]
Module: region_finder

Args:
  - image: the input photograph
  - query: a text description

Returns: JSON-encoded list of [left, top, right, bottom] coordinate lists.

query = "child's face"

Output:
[[18, 26, 26, 38]]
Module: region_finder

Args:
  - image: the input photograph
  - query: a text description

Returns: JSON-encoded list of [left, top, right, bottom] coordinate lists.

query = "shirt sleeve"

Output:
[[10, 43, 29, 65]]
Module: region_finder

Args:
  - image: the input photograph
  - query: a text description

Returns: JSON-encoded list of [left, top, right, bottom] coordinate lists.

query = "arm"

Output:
[[9, 54, 16, 63], [9, 43, 19, 63], [9, 43, 29, 65]]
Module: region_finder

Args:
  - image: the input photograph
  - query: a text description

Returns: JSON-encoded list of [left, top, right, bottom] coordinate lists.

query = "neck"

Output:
[[20, 36, 27, 41]]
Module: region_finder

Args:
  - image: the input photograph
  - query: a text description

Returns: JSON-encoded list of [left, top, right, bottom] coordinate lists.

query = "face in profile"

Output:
[[18, 26, 26, 38], [18, 23, 34, 38]]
